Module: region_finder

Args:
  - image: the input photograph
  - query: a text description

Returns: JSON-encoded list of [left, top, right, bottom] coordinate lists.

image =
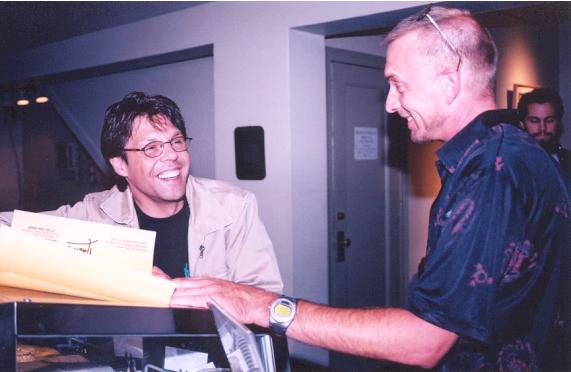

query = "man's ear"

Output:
[[109, 156, 128, 177], [443, 70, 461, 104]]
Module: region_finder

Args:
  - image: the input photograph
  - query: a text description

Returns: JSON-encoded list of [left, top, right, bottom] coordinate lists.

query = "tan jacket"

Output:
[[0, 176, 283, 293]]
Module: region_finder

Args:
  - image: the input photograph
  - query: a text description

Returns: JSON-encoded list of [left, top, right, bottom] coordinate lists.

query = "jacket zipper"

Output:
[[191, 236, 206, 276], [193, 235, 206, 275], [199, 236, 205, 259]]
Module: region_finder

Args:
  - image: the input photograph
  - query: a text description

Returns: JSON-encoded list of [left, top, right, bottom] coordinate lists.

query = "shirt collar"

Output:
[[436, 109, 519, 175]]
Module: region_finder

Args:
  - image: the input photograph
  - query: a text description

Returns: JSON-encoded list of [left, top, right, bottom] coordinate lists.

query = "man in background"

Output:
[[171, 6, 570, 370], [0, 91, 283, 293], [518, 87, 571, 176]]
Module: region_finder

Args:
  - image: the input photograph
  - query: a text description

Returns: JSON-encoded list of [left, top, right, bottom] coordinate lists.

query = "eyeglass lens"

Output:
[[144, 137, 190, 157]]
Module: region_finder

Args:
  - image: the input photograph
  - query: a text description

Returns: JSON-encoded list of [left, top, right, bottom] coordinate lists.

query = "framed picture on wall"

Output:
[[511, 84, 538, 109]]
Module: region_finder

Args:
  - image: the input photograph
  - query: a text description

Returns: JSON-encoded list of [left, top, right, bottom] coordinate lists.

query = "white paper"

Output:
[[354, 127, 378, 160], [11, 210, 155, 273], [164, 346, 210, 372]]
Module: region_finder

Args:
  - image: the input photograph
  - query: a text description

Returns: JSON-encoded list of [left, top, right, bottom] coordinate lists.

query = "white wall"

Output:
[[290, 29, 328, 363], [48, 57, 215, 178], [326, 35, 385, 56]]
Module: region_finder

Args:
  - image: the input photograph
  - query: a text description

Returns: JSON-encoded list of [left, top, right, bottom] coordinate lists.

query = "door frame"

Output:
[[326, 47, 409, 309]]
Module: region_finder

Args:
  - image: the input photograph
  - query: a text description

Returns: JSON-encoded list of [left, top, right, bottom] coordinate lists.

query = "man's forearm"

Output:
[[170, 277, 457, 368], [277, 300, 457, 368]]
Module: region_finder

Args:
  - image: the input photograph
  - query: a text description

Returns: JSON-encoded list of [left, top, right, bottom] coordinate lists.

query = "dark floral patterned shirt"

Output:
[[408, 110, 571, 370]]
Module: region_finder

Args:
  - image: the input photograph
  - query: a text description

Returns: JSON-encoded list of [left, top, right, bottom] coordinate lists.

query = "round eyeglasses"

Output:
[[123, 136, 192, 158]]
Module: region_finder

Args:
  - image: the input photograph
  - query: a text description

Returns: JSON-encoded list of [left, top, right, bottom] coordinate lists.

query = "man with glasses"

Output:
[[171, 6, 570, 370], [518, 87, 571, 177], [0, 91, 283, 293]]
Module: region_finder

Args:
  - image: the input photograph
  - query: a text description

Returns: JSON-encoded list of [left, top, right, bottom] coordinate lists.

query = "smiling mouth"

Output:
[[405, 116, 415, 127], [158, 169, 180, 180], [398, 110, 411, 120]]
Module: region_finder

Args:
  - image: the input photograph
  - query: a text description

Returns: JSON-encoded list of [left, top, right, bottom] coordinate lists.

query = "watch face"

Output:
[[272, 299, 294, 322], [274, 303, 292, 317]]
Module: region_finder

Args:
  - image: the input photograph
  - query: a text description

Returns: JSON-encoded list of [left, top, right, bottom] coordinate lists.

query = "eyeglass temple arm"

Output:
[[424, 13, 458, 54]]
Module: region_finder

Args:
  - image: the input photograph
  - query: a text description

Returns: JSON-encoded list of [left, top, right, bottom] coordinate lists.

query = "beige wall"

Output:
[[492, 23, 559, 109]]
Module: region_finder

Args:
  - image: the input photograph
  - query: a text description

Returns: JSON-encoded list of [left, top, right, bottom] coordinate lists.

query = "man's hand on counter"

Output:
[[170, 276, 276, 328]]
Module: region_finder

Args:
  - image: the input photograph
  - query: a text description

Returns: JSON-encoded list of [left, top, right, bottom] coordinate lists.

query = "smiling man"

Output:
[[0, 92, 283, 293], [170, 6, 570, 370]]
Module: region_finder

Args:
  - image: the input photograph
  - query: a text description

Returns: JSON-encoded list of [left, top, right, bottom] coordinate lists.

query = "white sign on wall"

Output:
[[354, 127, 378, 160]]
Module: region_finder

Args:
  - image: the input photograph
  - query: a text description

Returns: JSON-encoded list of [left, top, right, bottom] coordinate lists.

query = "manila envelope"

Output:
[[0, 225, 175, 306], [11, 210, 155, 274]]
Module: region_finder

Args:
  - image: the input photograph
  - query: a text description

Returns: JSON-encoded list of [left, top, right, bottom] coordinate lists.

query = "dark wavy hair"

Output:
[[517, 87, 565, 122], [101, 91, 187, 160], [100, 92, 187, 188]]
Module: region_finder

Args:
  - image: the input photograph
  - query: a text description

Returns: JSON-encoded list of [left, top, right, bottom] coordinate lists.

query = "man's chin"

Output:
[[536, 138, 552, 145], [166, 194, 186, 203], [540, 141, 558, 153], [409, 132, 432, 145], [155, 188, 186, 204]]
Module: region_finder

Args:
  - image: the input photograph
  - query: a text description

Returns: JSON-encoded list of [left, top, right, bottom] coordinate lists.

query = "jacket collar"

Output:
[[100, 175, 231, 234], [186, 175, 233, 234], [100, 185, 137, 226]]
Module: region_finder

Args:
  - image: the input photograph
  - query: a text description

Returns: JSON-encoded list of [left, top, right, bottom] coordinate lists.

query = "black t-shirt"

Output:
[[135, 200, 190, 278]]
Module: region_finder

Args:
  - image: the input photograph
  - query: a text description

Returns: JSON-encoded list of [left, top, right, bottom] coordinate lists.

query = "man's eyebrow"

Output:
[[141, 131, 183, 143], [385, 73, 398, 81], [385, 70, 402, 80], [387, 75, 405, 86]]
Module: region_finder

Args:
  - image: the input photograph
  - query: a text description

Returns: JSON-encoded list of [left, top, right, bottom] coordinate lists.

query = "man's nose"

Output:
[[385, 87, 399, 113], [160, 142, 179, 159]]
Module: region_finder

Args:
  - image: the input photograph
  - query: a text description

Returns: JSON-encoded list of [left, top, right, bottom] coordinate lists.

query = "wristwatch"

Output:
[[268, 295, 297, 336]]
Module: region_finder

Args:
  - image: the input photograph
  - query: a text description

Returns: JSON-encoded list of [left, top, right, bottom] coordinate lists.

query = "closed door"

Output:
[[327, 48, 408, 369]]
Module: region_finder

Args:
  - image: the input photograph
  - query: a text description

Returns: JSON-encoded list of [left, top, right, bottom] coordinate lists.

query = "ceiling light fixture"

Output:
[[1, 83, 50, 108], [34, 84, 49, 104], [35, 95, 49, 104], [15, 90, 30, 106]]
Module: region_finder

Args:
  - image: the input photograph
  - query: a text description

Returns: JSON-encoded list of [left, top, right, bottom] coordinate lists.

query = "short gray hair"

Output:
[[386, 6, 497, 94]]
